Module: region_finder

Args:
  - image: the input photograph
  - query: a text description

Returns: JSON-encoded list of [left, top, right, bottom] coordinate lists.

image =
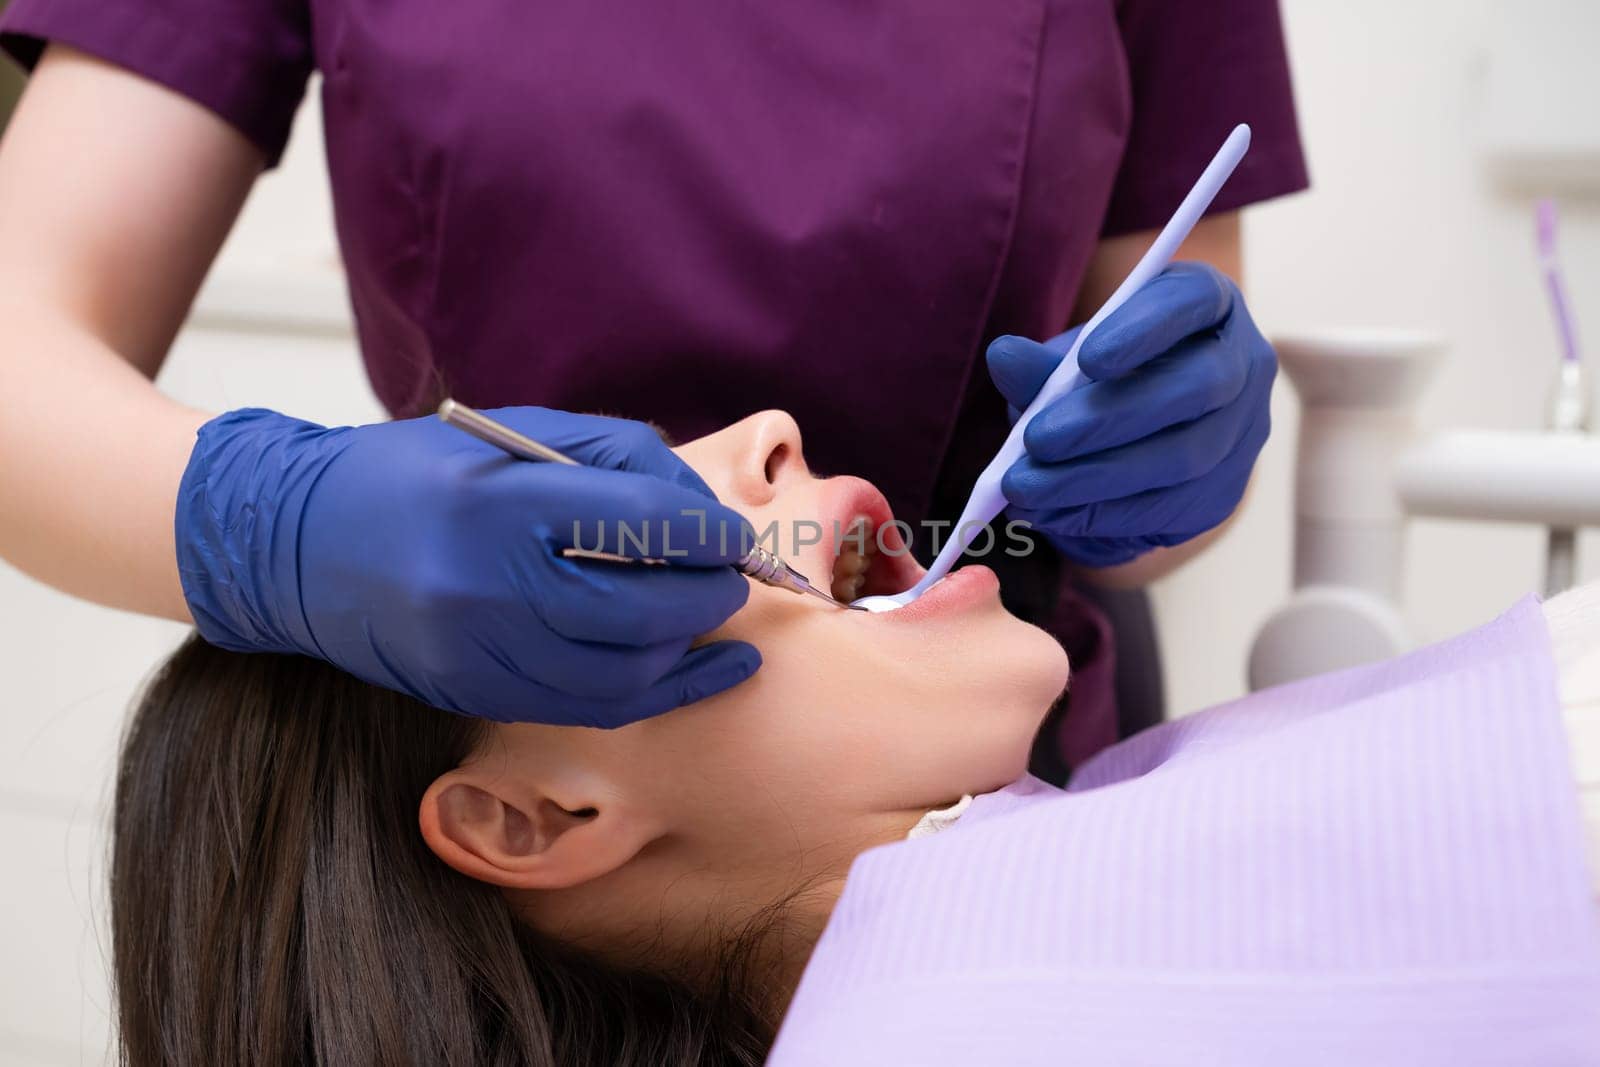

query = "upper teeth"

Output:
[[831, 515, 877, 603]]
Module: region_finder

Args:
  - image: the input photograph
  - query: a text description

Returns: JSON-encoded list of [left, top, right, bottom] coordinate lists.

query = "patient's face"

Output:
[[483, 409, 1062, 857], [468, 412, 1068, 953], [661, 411, 1070, 814]]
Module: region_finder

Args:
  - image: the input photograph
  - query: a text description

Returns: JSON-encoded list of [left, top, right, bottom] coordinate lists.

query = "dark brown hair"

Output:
[[111, 635, 776, 1066]]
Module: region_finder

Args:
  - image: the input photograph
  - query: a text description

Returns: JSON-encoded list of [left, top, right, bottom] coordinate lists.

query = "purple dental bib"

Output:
[[771, 596, 1600, 1065]]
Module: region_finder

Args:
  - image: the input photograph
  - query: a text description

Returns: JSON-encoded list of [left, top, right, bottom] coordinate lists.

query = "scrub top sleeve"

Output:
[[1101, 0, 1309, 238], [0, 0, 314, 167]]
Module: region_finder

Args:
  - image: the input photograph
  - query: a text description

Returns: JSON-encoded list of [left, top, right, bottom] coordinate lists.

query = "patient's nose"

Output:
[[729, 410, 807, 506]]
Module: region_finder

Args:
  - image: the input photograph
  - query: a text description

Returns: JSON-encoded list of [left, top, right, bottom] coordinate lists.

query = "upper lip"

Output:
[[817, 477, 893, 561], [812, 477, 924, 598]]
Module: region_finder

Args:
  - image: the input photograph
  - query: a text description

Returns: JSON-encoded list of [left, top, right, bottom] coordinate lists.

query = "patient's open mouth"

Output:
[[830, 516, 876, 603], [818, 479, 924, 604]]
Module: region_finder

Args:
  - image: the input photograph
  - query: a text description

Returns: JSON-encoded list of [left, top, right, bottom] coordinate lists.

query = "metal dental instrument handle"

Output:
[[438, 399, 582, 466], [731, 541, 864, 609], [437, 400, 863, 610]]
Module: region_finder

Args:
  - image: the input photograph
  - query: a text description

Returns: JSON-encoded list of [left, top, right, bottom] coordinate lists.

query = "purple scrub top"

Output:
[[3, 0, 1308, 761]]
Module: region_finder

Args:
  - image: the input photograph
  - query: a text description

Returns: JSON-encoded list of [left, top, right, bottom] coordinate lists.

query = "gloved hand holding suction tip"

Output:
[[857, 124, 1259, 611], [989, 261, 1275, 569]]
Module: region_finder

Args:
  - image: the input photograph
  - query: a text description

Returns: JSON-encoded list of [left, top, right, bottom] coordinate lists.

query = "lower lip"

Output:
[[861, 565, 1000, 621]]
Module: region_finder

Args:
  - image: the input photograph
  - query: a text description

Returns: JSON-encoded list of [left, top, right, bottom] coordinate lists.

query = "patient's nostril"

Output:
[[764, 444, 788, 485]]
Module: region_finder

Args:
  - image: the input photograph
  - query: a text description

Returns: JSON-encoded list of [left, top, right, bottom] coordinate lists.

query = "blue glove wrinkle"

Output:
[[488, 460, 752, 566], [1007, 351, 1263, 512], [1076, 263, 1234, 381], [176, 409, 337, 657], [1014, 396, 1271, 559], [507, 408, 716, 495], [1021, 334, 1249, 465], [532, 556, 751, 648], [986, 334, 1062, 414]]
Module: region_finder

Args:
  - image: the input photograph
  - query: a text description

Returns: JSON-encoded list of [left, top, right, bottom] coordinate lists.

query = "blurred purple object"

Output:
[[1537, 198, 1582, 366]]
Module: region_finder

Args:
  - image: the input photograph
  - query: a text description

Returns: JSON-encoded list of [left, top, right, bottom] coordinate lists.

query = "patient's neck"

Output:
[[519, 807, 923, 1019]]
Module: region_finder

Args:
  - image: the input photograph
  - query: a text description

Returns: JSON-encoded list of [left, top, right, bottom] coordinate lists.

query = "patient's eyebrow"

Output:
[[645, 421, 676, 446]]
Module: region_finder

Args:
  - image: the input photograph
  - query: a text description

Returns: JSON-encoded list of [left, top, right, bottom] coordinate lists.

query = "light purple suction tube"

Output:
[[853, 123, 1254, 612]]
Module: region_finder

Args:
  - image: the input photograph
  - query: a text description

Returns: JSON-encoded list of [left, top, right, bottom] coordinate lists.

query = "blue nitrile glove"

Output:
[[985, 263, 1276, 568], [175, 406, 760, 726]]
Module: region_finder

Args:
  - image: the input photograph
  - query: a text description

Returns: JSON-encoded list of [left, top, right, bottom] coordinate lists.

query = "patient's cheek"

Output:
[[716, 582, 818, 644]]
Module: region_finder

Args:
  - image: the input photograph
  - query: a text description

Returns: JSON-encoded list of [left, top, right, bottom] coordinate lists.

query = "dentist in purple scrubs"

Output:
[[0, 1, 1305, 767]]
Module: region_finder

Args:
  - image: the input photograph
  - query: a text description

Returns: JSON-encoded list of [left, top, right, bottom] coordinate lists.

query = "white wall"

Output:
[[3, 2, 1598, 1060]]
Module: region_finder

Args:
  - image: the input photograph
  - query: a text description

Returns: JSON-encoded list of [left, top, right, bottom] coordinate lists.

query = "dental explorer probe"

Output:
[[437, 400, 864, 610]]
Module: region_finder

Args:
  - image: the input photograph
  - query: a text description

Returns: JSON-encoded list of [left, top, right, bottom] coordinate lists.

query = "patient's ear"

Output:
[[419, 758, 659, 891]]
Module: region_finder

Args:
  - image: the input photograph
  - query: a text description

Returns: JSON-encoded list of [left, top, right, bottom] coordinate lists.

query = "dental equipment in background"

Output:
[[1536, 199, 1588, 597], [437, 400, 864, 610], [853, 123, 1254, 612]]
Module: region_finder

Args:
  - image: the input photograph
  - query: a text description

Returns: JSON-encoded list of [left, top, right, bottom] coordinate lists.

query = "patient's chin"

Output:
[[951, 644, 1068, 794], [1008, 622, 1072, 716], [1004, 632, 1072, 768]]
